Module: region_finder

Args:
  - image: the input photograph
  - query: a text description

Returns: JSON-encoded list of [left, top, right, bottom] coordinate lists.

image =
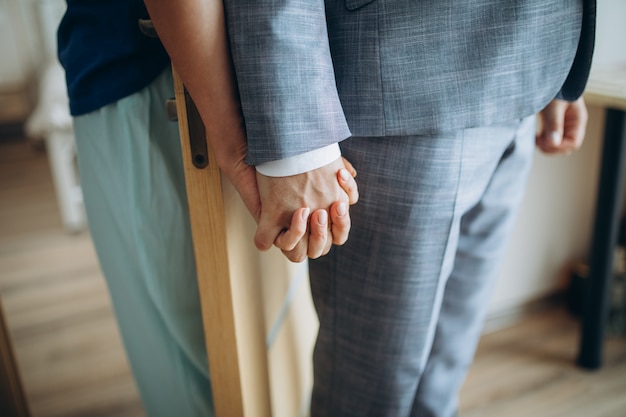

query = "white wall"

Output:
[[0, 0, 67, 90], [0, 0, 43, 89], [591, 0, 626, 69], [490, 108, 604, 313], [489, 0, 626, 314]]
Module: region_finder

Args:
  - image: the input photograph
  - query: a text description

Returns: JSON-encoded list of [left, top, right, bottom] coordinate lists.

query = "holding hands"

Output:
[[217, 137, 358, 263], [255, 157, 359, 262]]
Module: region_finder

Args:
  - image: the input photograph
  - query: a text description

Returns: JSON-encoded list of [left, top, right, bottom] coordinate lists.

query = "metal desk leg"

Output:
[[578, 108, 626, 369]]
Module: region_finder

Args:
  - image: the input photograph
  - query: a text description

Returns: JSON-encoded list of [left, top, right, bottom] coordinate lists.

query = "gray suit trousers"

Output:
[[309, 116, 536, 417]]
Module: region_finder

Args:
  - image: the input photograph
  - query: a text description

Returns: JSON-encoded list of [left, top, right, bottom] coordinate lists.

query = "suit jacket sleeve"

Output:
[[224, 0, 352, 166], [557, 0, 596, 101]]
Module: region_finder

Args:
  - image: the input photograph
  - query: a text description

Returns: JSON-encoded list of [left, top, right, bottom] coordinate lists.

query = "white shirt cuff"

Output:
[[255, 143, 341, 177]]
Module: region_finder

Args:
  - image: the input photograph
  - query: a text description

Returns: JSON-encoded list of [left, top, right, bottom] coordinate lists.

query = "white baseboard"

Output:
[[483, 292, 565, 334]]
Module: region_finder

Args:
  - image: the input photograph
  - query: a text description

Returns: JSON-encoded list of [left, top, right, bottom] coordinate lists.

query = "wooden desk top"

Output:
[[584, 67, 626, 111]]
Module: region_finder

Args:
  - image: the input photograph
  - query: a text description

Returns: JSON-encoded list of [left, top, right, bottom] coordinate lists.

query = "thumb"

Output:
[[538, 100, 567, 148]]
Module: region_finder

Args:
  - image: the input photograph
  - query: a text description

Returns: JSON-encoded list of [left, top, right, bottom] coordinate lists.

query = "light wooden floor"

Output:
[[1, 138, 625, 417], [0, 139, 144, 417]]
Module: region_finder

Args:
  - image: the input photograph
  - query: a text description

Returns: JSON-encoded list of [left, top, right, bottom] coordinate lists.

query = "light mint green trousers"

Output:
[[73, 69, 214, 417]]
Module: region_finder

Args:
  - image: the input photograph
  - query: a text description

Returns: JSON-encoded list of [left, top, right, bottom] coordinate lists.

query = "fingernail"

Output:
[[318, 210, 328, 225], [337, 203, 347, 216], [549, 131, 562, 147], [339, 169, 351, 182], [301, 207, 310, 221]]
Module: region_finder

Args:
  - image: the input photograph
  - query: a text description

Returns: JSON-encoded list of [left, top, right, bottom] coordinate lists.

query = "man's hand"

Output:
[[536, 98, 588, 154], [255, 157, 359, 262]]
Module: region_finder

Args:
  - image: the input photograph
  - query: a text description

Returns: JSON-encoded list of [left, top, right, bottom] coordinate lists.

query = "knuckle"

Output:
[[332, 229, 349, 245], [309, 225, 322, 238], [254, 236, 270, 251], [283, 247, 307, 263], [276, 239, 296, 252], [292, 253, 307, 263]]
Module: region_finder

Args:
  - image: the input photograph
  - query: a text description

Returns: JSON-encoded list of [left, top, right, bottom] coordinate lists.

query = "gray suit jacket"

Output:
[[224, 0, 595, 165]]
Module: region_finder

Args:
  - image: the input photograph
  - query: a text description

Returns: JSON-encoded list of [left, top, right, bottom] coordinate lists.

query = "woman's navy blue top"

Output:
[[57, 0, 170, 116]]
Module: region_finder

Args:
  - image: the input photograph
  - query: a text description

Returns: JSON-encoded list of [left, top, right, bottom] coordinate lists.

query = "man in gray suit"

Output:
[[146, 0, 595, 416]]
